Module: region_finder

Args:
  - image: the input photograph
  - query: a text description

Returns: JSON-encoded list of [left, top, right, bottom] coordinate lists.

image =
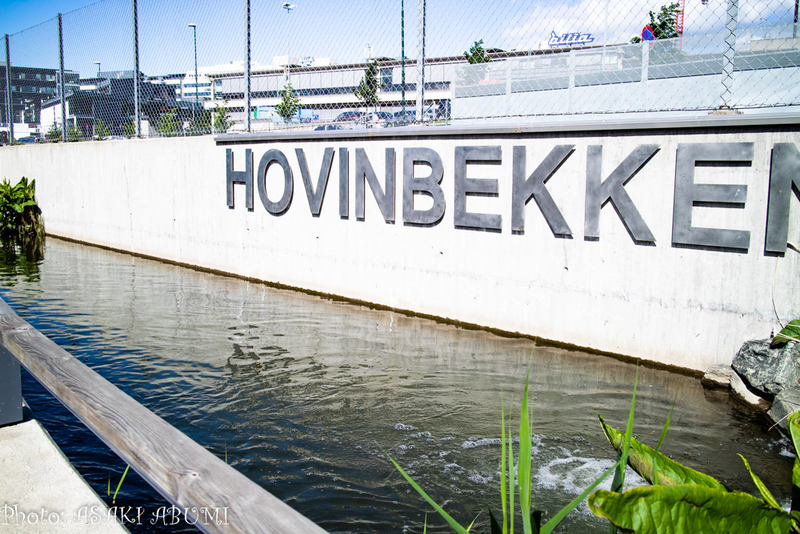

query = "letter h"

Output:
[[226, 149, 253, 210]]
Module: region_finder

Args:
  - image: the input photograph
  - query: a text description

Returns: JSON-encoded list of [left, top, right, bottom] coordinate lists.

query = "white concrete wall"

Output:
[[0, 128, 798, 372]]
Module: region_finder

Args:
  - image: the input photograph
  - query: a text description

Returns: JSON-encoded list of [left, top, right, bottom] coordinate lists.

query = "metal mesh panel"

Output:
[[2, 0, 798, 141]]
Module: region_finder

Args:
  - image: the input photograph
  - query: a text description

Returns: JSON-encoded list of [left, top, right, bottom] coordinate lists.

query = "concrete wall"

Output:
[[0, 116, 798, 372]]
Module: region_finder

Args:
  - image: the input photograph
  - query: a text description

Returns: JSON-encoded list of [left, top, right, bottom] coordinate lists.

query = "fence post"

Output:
[[0, 344, 22, 426], [132, 0, 141, 137], [245, 0, 251, 133], [58, 14, 67, 142], [4, 34, 13, 144], [720, 0, 738, 109], [416, 0, 425, 123]]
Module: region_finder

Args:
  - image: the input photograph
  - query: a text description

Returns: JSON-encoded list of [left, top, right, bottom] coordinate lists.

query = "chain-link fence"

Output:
[[2, 0, 799, 141]]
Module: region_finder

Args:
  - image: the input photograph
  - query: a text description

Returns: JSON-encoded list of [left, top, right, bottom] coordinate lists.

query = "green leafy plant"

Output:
[[464, 40, 492, 65], [46, 122, 61, 142], [107, 465, 130, 504], [189, 109, 213, 136], [631, 2, 681, 43], [0, 177, 44, 251], [275, 83, 301, 125], [156, 109, 178, 137], [354, 62, 381, 109], [94, 118, 111, 140], [772, 320, 800, 347], [123, 121, 136, 138], [588, 396, 800, 533], [391, 368, 626, 534], [213, 100, 234, 133], [66, 125, 81, 142]]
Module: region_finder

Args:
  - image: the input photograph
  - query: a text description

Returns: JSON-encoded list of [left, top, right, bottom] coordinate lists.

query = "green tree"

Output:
[[94, 118, 111, 140], [464, 39, 492, 64], [66, 125, 81, 142], [631, 2, 681, 43], [275, 83, 301, 125], [46, 122, 61, 142], [189, 109, 212, 135], [354, 62, 380, 109], [213, 100, 234, 133], [122, 121, 136, 138], [155, 109, 178, 137]]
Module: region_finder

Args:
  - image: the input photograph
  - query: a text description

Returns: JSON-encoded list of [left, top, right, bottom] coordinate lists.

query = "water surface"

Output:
[[2, 238, 793, 533]]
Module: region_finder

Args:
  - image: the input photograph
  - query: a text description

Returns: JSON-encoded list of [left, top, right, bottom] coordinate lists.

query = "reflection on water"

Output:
[[2, 238, 794, 533]]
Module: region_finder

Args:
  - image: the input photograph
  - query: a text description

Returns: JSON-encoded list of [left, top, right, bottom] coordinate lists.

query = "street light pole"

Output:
[[94, 61, 101, 78], [282, 3, 296, 83], [188, 23, 198, 130]]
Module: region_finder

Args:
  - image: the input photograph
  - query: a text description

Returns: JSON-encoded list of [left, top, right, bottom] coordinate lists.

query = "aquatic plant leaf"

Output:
[[599, 416, 727, 491], [738, 454, 782, 511], [772, 320, 800, 347], [519, 369, 533, 534], [588, 485, 793, 534], [489, 508, 502, 534], [500, 402, 508, 534], [539, 459, 620, 534], [652, 392, 677, 486], [387, 454, 471, 534], [112, 465, 130, 504], [788, 412, 800, 514]]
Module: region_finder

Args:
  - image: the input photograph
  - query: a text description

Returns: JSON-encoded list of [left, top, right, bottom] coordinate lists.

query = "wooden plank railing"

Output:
[[0, 298, 327, 534]]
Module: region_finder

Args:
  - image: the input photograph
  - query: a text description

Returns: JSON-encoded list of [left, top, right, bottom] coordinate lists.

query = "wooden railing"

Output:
[[0, 298, 327, 534]]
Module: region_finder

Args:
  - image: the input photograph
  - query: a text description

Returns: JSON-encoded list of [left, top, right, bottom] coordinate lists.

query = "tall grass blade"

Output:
[[500, 402, 508, 534], [519, 370, 533, 534], [507, 405, 515, 534], [539, 458, 621, 534], [387, 454, 471, 534], [738, 454, 782, 510], [112, 465, 130, 504], [652, 391, 677, 485], [608, 366, 638, 534]]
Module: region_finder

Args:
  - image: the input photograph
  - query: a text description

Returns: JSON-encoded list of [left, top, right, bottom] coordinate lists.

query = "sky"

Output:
[[1, 0, 796, 80]]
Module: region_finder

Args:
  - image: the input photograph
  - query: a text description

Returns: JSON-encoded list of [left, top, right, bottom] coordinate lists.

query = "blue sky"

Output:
[[2, 0, 795, 80]]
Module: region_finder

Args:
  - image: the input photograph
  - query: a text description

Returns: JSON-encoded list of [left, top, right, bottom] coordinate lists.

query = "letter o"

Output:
[[257, 149, 293, 215]]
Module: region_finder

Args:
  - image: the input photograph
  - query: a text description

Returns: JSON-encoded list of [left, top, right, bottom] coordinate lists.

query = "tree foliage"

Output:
[[155, 109, 178, 136], [275, 83, 301, 124], [46, 122, 61, 142], [464, 39, 492, 64], [94, 118, 111, 140], [354, 62, 380, 108], [213, 100, 234, 133], [631, 2, 681, 43]]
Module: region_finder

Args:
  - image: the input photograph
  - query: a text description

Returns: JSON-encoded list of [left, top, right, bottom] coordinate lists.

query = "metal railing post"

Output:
[[58, 15, 67, 142], [245, 0, 251, 133], [416, 0, 425, 123], [132, 0, 141, 137], [720, 0, 738, 109], [0, 344, 22, 426], [4, 34, 13, 144]]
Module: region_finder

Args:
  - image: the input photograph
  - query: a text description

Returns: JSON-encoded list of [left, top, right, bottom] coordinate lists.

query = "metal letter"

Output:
[[512, 145, 574, 236], [584, 144, 658, 243], [766, 143, 800, 254], [0, 344, 21, 426], [355, 148, 395, 223], [672, 143, 752, 250], [296, 148, 334, 217], [256, 149, 293, 216], [454, 146, 502, 231], [339, 148, 349, 219], [226, 149, 253, 210], [403, 147, 445, 226]]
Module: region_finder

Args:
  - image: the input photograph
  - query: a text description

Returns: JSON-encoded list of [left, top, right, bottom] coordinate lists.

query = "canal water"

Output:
[[2, 238, 793, 533]]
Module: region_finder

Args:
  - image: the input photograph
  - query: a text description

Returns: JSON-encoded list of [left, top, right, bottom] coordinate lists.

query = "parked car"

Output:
[[314, 124, 344, 131], [391, 110, 416, 126], [17, 136, 41, 143], [334, 111, 364, 123], [367, 111, 393, 128]]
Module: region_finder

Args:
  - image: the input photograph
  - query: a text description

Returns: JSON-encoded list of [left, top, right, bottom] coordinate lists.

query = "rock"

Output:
[[732, 339, 800, 399], [701, 364, 734, 389], [730, 371, 771, 413], [767, 387, 800, 433]]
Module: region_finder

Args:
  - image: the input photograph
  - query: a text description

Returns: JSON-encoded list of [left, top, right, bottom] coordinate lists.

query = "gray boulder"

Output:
[[767, 387, 800, 433], [732, 339, 800, 400], [701, 364, 734, 389]]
